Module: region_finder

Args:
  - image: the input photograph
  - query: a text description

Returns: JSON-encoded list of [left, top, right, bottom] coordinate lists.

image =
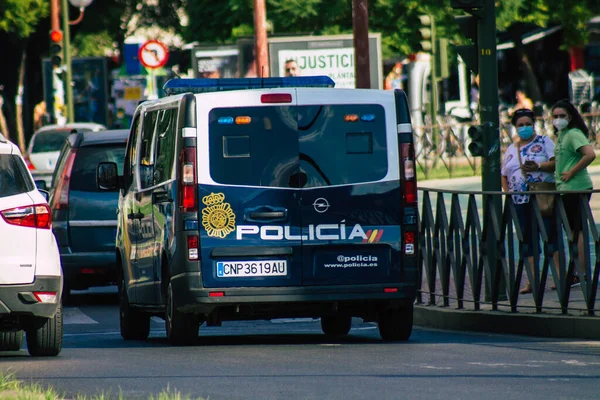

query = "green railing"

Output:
[[417, 188, 600, 316]]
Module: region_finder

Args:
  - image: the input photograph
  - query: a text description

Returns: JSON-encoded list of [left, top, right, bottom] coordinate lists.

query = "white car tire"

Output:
[[26, 304, 63, 357], [0, 330, 24, 351]]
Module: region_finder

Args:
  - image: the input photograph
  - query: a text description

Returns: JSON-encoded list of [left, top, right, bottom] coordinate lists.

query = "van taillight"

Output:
[[400, 143, 417, 205], [50, 149, 77, 211], [187, 235, 199, 260], [179, 147, 197, 212], [404, 231, 415, 255], [1, 204, 52, 229]]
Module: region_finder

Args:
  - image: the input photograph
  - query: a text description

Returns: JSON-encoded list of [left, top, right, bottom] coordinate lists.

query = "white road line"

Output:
[[63, 307, 98, 325]]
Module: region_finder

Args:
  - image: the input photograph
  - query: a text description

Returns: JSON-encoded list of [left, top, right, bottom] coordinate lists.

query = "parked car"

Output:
[[0, 132, 63, 356], [49, 129, 127, 301], [26, 122, 106, 187]]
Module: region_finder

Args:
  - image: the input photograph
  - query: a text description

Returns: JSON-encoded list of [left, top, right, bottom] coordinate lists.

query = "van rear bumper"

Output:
[[60, 251, 117, 288], [171, 273, 416, 315]]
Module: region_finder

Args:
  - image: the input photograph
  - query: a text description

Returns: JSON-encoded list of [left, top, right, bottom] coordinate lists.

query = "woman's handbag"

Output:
[[516, 145, 556, 217]]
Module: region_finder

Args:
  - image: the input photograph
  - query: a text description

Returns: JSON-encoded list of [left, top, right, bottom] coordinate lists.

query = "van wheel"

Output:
[[166, 281, 199, 346], [377, 303, 413, 342], [0, 330, 24, 351], [321, 316, 352, 338], [26, 305, 63, 356], [119, 279, 150, 340]]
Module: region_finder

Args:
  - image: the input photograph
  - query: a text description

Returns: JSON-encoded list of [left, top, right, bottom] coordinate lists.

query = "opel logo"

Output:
[[313, 198, 330, 213]]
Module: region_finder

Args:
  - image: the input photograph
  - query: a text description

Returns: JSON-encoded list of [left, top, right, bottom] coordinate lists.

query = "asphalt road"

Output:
[[2, 288, 600, 400]]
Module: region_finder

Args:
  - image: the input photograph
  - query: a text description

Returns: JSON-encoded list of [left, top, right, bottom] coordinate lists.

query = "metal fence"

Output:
[[417, 189, 600, 316], [415, 110, 600, 179]]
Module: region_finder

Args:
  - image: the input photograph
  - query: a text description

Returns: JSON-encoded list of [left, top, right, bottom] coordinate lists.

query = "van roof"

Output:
[[68, 129, 129, 148]]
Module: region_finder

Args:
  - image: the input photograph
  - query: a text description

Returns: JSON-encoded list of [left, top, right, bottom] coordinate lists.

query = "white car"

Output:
[[26, 122, 106, 187], [0, 133, 63, 356]]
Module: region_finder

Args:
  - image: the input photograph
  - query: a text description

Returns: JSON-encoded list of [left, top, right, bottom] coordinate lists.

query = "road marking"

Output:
[[63, 307, 98, 325], [271, 318, 318, 324]]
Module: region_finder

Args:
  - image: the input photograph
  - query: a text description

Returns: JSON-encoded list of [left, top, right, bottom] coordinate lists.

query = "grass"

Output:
[[0, 370, 205, 400], [417, 152, 600, 182], [417, 162, 481, 181]]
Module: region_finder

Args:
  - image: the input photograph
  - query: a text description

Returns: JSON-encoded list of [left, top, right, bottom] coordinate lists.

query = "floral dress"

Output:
[[501, 135, 555, 204]]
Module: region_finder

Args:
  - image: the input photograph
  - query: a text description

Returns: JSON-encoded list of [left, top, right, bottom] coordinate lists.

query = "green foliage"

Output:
[[72, 31, 114, 57], [185, 0, 597, 60], [0, 0, 48, 38]]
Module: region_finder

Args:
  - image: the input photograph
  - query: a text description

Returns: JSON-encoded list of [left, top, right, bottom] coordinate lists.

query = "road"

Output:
[[2, 288, 600, 400]]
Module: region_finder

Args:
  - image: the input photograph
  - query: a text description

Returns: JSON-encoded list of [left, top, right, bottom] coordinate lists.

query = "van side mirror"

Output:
[[34, 179, 48, 191], [97, 162, 120, 191]]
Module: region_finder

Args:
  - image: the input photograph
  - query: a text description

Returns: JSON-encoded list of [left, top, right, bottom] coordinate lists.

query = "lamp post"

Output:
[[61, 0, 93, 123]]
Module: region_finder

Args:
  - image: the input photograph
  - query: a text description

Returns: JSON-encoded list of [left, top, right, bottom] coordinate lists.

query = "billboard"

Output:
[[42, 57, 109, 126], [192, 45, 239, 78], [268, 34, 383, 89]]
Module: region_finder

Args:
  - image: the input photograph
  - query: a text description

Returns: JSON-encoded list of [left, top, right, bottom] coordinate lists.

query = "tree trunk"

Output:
[[0, 94, 9, 142], [16, 46, 27, 153], [510, 25, 543, 103]]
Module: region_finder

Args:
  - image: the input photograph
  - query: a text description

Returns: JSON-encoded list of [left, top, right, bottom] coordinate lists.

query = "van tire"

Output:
[[119, 278, 150, 341], [377, 303, 413, 342], [321, 315, 352, 338], [0, 330, 24, 351], [166, 281, 199, 346], [26, 305, 63, 356]]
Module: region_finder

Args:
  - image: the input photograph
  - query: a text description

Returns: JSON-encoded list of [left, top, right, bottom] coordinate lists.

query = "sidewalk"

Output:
[[414, 166, 600, 340]]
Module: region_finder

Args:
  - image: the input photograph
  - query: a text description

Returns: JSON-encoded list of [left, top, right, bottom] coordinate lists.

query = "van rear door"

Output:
[[296, 90, 403, 285], [197, 91, 304, 288]]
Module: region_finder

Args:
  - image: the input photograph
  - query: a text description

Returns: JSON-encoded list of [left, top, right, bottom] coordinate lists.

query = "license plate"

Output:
[[216, 260, 287, 278]]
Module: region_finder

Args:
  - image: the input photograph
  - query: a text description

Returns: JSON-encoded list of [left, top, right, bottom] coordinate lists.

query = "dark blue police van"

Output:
[[97, 77, 419, 345]]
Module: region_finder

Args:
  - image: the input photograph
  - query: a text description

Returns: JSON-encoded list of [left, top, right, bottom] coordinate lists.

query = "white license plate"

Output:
[[216, 260, 287, 278]]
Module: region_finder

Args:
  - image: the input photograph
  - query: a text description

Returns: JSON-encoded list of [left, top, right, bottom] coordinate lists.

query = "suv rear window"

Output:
[[31, 130, 72, 153], [209, 104, 388, 188], [70, 145, 126, 192], [0, 154, 34, 198]]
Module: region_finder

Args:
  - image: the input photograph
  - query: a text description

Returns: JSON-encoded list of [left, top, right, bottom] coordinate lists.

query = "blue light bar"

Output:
[[361, 114, 376, 122], [218, 117, 234, 124], [163, 76, 335, 95]]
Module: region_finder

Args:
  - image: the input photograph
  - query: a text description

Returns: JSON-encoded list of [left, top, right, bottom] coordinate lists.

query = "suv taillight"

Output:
[[50, 149, 77, 211], [1, 204, 52, 229], [400, 143, 417, 205], [178, 147, 197, 212]]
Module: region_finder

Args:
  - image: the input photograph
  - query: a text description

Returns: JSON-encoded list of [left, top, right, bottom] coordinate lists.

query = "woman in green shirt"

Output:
[[551, 100, 596, 287]]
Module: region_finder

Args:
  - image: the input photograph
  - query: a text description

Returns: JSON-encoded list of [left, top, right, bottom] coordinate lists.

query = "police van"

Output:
[[97, 76, 419, 345]]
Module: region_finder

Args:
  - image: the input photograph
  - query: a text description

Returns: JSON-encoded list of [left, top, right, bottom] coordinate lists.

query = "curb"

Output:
[[414, 305, 600, 340]]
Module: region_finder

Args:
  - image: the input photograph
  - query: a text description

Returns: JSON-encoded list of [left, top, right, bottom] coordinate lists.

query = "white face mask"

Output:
[[553, 118, 569, 131]]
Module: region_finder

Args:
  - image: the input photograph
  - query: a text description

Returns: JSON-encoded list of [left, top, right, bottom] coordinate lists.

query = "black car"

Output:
[[49, 129, 128, 300]]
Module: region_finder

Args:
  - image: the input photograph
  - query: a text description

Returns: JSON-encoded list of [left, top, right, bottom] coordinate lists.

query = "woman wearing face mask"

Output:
[[501, 108, 557, 294], [551, 100, 596, 288]]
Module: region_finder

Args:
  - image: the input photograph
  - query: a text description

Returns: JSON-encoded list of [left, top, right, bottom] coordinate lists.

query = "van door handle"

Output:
[[152, 191, 173, 203], [127, 212, 144, 220], [249, 211, 286, 220]]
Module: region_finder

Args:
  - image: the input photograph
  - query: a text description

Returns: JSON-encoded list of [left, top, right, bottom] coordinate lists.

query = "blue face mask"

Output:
[[517, 125, 534, 140]]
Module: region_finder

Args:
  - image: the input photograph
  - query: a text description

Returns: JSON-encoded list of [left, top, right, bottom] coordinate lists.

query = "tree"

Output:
[[0, 0, 48, 151]]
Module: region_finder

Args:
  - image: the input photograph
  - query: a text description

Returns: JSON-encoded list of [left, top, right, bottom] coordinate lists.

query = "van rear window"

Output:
[[70, 145, 126, 192], [209, 104, 387, 188]]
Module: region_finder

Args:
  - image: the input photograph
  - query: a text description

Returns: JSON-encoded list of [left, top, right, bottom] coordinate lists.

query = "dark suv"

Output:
[[49, 129, 128, 300]]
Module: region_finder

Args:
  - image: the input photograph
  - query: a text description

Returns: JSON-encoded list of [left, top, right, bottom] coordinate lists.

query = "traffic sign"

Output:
[[138, 40, 169, 69]]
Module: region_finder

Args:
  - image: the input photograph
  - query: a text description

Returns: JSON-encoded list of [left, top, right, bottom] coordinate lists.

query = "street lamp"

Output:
[[62, 0, 94, 122]]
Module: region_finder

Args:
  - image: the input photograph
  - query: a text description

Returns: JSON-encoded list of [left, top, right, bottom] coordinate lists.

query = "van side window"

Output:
[[123, 116, 140, 193], [153, 108, 177, 185], [140, 111, 159, 189]]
